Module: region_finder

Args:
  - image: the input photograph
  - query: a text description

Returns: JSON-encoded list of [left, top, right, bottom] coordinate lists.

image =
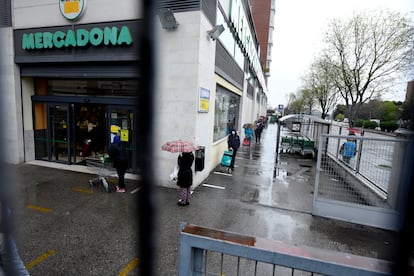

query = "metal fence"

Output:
[[313, 133, 411, 231], [178, 223, 393, 276], [325, 135, 398, 200]]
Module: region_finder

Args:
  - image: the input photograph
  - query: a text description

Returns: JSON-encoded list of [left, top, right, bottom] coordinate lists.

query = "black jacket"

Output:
[[108, 142, 128, 168], [177, 152, 194, 188], [227, 131, 240, 150]]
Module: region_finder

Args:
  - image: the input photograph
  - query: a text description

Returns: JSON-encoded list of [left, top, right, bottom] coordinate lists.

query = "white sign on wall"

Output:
[[59, 0, 86, 21]]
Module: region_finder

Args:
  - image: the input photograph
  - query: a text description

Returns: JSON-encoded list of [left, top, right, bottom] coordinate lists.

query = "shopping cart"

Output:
[[86, 156, 116, 193]]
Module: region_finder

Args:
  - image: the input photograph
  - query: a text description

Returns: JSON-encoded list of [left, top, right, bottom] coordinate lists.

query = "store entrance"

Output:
[[33, 100, 137, 172], [75, 104, 106, 163]]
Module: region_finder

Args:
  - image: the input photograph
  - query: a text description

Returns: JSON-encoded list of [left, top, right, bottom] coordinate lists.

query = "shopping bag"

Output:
[[220, 150, 233, 167], [169, 164, 179, 182], [242, 137, 250, 146]]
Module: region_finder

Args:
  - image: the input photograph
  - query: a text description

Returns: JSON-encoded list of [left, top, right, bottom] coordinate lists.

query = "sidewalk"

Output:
[[11, 123, 400, 275], [154, 124, 399, 274]]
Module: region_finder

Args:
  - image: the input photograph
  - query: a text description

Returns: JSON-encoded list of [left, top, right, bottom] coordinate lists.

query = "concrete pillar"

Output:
[[388, 129, 414, 228]]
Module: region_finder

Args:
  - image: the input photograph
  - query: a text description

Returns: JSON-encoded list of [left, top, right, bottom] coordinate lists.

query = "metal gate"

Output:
[[312, 133, 412, 231]]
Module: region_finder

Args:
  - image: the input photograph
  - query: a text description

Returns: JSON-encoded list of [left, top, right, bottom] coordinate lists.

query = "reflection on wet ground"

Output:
[[203, 124, 398, 262]]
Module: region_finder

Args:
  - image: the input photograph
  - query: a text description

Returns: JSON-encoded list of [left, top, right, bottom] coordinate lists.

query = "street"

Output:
[[7, 124, 399, 275]]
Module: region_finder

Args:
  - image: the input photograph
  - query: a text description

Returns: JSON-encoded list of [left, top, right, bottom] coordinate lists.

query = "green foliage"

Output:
[[355, 119, 378, 129], [364, 120, 378, 129], [355, 119, 365, 127], [380, 121, 398, 132], [333, 104, 347, 119], [335, 113, 345, 121], [379, 101, 399, 121]]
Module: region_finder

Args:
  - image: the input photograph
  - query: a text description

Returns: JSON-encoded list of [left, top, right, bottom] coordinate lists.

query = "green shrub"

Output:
[[364, 120, 378, 129], [335, 114, 345, 121], [355, 119, 365, 127], [380, 121, 398, 132]]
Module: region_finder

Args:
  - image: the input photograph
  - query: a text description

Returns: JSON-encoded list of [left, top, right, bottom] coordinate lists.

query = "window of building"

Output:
[[216, 5, 244, 70], [214, 85, 240, 141], [44, 79, 139, 97]]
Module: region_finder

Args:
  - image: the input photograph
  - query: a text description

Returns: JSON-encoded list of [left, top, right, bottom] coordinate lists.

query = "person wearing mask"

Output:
[[227, 129, 241, 172], [176, 152, 195, 206], [108, 135, 129, 193]]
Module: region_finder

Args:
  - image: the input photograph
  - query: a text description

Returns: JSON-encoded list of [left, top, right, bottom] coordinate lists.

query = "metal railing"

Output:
[[324, 134, 406, 199], [178, 222, 393, 276], [313, 133, 411, 231]]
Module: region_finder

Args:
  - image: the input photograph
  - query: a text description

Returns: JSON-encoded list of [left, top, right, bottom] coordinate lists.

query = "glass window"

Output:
[[217, 7, 244, 70], [214, 85, 240, 141], [38, 79, 139, 97]]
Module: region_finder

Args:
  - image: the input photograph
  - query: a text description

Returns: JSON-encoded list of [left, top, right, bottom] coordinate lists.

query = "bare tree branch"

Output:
[[321, 10, 414, 125]]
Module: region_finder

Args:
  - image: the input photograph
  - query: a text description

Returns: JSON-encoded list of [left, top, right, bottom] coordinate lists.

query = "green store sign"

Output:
[[22, 25, 133, 50]]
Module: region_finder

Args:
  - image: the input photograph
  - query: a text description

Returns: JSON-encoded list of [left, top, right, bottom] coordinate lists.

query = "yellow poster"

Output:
[[120, 129, 129, 142], [110, 125, 119, 133], [198, 87, 210, 112], [199, 98, 209, 111]]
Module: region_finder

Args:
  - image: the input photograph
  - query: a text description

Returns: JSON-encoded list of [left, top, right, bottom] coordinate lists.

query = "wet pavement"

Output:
[[5, 124, 400, 275]]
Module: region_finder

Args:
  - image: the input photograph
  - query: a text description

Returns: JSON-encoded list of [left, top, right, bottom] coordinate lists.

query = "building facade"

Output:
[[249, 0, 275, 81], [0, 0, 268, 188]]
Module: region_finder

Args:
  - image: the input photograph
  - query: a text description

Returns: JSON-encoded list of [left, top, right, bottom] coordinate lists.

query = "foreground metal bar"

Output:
[[178, 222, 393, 276]]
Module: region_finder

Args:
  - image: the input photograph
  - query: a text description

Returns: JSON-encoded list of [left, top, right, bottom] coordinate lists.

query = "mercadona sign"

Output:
[[21, 25, 133, 50]]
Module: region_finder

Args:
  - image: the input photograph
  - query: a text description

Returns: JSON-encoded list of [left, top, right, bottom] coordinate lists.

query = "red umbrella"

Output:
[[347, 127, 361, 134], [161, 140, 199, 153]]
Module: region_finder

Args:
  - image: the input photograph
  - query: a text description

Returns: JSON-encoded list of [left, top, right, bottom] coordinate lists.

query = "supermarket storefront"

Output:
[[14, 20, 141, 172]]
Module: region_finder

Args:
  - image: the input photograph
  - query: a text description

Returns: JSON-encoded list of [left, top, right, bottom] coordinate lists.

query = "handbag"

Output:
[[242, 137, 250, 146], [220, 150, 233, 167], [169, 164, 179, 181]]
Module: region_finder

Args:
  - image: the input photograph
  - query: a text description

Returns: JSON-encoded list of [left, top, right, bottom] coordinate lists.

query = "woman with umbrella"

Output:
[[176, 151, 194, 206], [161, 140, 197, 206]]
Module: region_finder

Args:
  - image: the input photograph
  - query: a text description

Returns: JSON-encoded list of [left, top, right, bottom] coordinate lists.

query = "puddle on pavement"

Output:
[[263, 212, 296, 242], [275, 167, 289, 187]]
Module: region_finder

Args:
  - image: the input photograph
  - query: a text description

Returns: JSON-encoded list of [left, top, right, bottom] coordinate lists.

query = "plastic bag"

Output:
[[169, 164, 179, 181]]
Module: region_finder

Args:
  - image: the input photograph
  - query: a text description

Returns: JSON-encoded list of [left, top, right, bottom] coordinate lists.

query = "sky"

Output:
[[266, 0, 414, 108]]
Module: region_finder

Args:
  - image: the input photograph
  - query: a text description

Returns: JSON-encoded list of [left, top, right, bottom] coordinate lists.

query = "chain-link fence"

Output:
[[313, 133, 411, 230]]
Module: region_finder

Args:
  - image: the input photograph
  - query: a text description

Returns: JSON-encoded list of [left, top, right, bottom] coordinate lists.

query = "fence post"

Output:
[[178, 222, 193, 276], [335, 127, 342, 160], [178, 222, 205, 276], [355, 131, 364, 173], [274, 122, 281, 178], [193, 248, 204, 276]]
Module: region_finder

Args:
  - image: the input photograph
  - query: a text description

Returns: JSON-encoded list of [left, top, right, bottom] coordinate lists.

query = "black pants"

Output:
[[115, 163, 128, 189], [255, 131, 262, 143], [230, 148, 238, 169]]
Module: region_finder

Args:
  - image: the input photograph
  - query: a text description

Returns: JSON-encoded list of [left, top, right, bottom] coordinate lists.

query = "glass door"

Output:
[[48, 104, 71, 163], [107, 106, 137, 172], [34, 102, 48, 161]]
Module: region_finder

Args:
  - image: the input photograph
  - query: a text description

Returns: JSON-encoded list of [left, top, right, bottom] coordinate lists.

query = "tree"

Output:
[[285, 92, 304, 115], [356, 99, 382, 119], [322, 11, 414, 126], [333, 104, 346, 120], [303, 57, 340, 119], [378, 101, 399, 122], [300, 89, 316, 115], [285, 90, 315, 115]]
